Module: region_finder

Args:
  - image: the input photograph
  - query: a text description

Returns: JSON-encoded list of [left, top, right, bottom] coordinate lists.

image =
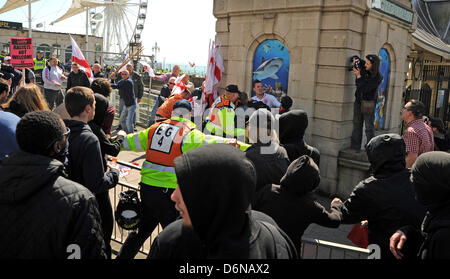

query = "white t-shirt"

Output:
[[251, 93, 280, 108]]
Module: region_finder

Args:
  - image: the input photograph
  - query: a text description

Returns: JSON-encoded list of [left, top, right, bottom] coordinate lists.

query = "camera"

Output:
[[348, 56, 366, 72]]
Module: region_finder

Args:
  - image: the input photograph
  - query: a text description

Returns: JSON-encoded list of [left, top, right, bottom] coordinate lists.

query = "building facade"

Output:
[[213, 0, 416, 197]]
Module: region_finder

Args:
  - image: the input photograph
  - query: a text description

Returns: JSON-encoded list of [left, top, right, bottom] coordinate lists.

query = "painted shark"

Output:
[[253, 57, 284, 80]]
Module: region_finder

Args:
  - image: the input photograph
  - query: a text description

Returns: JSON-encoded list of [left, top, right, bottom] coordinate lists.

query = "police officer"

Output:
[[33, 51, 46, 85], [117, 99, 249, 259], [205, 84, 246, 138]]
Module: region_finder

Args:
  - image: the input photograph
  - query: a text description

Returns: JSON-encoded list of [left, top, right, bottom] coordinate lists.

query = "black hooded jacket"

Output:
[[66, 69, 90, 90], [253, 155, 342, 249], [279, 110, 320, 165], [148, 144, 298, 259], [335, 134, 426, 259], [88, 94, 123, 169], [399, 151, 450, 259], [64, 119, 119, 194], [0, 151, 106, 259]]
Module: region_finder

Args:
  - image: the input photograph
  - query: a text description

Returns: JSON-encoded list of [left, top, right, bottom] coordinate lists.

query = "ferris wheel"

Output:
[[91, 0, 149, 55]]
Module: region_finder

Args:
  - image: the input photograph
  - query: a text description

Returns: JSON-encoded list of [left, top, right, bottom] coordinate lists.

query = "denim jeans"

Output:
[[351, 100, 375, 150], [147, 98, 160, 127], [120, 103, 136, 133]]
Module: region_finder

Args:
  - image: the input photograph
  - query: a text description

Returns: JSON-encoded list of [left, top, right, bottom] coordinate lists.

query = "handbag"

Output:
[[361, 100, 375, 115]]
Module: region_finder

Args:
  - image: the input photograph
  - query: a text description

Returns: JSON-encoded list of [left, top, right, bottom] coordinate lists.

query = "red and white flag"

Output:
[[204, 40, 224, 108], [140, 61, 155, 77], [170, 74, 187, 96], [70, 35, 93, 82]]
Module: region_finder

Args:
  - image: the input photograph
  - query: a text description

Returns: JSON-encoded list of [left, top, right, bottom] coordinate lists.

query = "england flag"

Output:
[[69, 35, 93, 83]]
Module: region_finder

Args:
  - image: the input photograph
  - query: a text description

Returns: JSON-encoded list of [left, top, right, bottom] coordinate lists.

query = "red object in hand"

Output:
[[347, 224, 369, 248], [132, 162, 139, 166]]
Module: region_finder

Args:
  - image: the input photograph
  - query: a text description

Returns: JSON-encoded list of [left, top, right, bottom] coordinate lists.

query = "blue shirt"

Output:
[[110, 78, 135, 107], [0, 111, 20, 161]]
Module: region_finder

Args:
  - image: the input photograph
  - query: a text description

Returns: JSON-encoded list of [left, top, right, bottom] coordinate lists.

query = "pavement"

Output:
[[108, 121, 359, 258]]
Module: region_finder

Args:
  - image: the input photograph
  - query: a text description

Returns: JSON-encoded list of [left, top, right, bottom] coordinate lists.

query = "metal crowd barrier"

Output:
[[300, 237, 370, 259], [108, 157, 161, 257], [108, 157, 370, 259]]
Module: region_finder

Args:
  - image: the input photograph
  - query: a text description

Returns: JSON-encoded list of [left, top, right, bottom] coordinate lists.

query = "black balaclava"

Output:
[[411, 151, 450, 212], [366, 134, 406, 176], [279, 109, 308, 144], [174, 144, 257, 258], [279, 155, 320, 197]]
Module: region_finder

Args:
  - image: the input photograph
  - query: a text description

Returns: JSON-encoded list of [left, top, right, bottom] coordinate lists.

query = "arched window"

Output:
[[252, 40, 290, 97], [52, 44, 61, 57], [37, 44, 51, 59], [65, 46, 72, 64], [375, 48, 390, 130]]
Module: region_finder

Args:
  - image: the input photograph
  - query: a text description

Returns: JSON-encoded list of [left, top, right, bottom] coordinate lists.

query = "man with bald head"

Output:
[[153, 65, 180, 84], [110, 70, 136, 133]]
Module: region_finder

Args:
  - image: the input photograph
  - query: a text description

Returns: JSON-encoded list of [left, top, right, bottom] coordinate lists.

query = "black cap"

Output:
[[173, 99, 192, 112], [225, 84, 240, 94]]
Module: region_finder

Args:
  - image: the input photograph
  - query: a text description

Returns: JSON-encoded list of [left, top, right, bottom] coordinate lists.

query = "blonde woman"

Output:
[[3, 83, 49, 118]]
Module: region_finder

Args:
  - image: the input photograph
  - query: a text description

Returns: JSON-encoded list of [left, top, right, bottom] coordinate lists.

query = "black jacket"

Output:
[[88, 94, 123, 169], [279, 110, 320, 165], [253, 155, 342, 249], [400, 151, 450, 259], [66, 69, 90, 90], [355, 72, 382, 102], [111, 78, 135, 107], [158, 84, 171, 107], [130, 72, 144, 99], [0, 151, 106, 259], [149, 144, 297, 259], [245, 142, 290, 195], [64, 119, 119, 195], [336, 134, 426, 259]]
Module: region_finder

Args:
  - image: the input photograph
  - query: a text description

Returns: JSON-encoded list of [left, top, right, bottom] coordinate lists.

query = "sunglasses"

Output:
[[169, 82, 175, 85], [46, 127, 70, 150]]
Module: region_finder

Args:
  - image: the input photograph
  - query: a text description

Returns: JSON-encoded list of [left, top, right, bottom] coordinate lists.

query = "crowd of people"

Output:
[[0, 50, 449, 260]]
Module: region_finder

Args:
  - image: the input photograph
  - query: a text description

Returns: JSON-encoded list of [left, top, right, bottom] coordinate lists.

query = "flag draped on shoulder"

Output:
[[69, 35, 93, 82], [204, 40, 224, 108]]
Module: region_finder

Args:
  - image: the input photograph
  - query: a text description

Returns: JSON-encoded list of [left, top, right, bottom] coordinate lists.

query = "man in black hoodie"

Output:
[[333, 134, 426, 259], [279, 109, 320, 165], [253, 155, 342, 250], [390, 151, 450, 259], [0, 111, 106, 259], [66, 62, 91, 91], [64, 86, 119, 258], [148, 144, 298, 259]]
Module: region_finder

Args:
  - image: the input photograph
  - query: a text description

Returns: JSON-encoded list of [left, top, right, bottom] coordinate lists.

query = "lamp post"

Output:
[[152, 42, 160, 70]]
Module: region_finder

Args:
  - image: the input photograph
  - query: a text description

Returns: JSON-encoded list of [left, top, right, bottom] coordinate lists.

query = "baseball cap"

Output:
[[173, 99, 192, 112]]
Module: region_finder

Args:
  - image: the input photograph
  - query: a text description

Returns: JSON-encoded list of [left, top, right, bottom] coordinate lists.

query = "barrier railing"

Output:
[[108, 157, 161, 257], [109, 157, 370, 259], [300, 237, 370, 259]]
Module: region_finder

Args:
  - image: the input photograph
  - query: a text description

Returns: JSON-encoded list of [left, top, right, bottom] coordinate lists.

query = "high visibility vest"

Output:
[[205, 95, 246, 138], [122, 116, 251, 188], [33, 58, 46, 70]]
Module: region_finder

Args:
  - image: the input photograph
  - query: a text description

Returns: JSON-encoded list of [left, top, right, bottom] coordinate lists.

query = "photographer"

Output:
[[1, 56, 22, 96], [350, 55, 382, 152]]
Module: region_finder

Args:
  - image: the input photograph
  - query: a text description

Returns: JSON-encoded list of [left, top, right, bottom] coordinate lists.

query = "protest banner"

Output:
[[10, 38, 34, 69]]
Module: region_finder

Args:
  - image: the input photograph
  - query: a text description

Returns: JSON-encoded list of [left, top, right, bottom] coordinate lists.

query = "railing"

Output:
[[300, 237, 370, 259], [109, 158, 371, 259], [108, 157, 161, 257]]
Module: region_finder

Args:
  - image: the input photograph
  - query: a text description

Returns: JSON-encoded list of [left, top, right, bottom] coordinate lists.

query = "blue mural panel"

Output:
[[375, 48, 390, 130], [252, 40, 290, 96]]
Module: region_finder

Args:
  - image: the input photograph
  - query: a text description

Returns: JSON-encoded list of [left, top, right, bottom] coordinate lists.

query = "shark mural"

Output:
[[252, 40, 290, 96]]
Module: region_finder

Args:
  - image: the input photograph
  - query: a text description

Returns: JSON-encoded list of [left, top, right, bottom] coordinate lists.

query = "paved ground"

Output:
[[108, 121, 359, 258]]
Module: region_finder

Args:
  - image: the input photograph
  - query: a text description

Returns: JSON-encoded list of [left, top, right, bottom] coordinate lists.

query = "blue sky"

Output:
[[0, 0, 217, 66]]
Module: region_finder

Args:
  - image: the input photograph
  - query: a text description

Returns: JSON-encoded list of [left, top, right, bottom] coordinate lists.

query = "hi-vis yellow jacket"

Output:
[[122, 116, 250, 189]]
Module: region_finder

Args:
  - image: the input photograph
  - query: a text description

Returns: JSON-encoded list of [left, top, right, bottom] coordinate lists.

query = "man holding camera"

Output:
[[350, 55, 382, 152]]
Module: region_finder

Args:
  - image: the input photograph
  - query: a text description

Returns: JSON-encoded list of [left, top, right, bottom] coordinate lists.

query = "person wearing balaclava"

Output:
[[88, 93, 125, 170], [333, 134, 426, 259], [253, 155, 342, 250], [147, 144, 298, 259], [0, 111, 106, 258], [278, 109, 320, 165], [245, 109, 290, 199], [390, 151, 450, 259]]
